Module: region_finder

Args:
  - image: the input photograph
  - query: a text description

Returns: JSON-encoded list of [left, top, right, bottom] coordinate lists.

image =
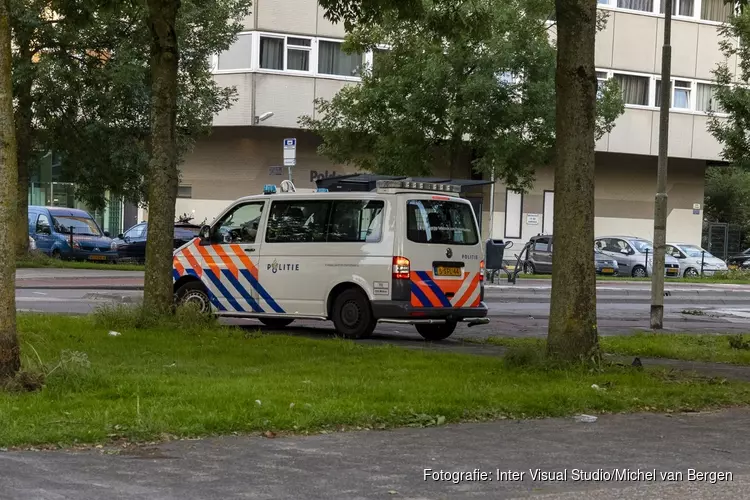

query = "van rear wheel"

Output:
[[331, 288, 376, 339], [415, 321, 457, 341]]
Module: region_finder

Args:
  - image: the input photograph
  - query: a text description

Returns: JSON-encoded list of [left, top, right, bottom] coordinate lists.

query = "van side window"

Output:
[[212, 202, 265, 244], [329, 200, 385, 243], [533, 238, 550, 252], [36, 214, 51, 234], [266, 200, 331, 243]]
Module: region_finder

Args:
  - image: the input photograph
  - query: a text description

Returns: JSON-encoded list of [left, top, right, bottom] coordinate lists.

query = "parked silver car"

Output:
[[594, 236, 681, 278], [666, 243, 728, 277]]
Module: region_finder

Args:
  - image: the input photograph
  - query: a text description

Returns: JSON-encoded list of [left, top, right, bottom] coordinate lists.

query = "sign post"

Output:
[[283, 138, 296, 182]]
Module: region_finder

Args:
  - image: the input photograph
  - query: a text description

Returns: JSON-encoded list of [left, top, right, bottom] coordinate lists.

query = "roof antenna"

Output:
[[279, 180, 296, 193]]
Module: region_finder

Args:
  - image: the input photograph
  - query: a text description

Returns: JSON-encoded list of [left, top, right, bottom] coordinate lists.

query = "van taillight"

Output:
[[480, 260, 484, 281], [392, 256, 410, 279]]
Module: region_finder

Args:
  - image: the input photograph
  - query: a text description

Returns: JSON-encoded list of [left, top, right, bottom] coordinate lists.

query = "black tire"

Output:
[[684, 268, 699, 278], [331, 288, 376, 339], [259, 318, 294, 329], [523, 262, 536, 275], [415, 321, 457, 341], [174, 280, 212, 314], [631, 265, 647, 278]]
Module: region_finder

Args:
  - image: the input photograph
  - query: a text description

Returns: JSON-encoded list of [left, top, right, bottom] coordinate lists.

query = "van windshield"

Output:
[[52, 216, 102, 237], [406, 199, 478, 245]]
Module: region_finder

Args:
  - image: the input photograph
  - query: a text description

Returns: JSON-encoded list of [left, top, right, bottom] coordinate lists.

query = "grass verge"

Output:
[[3, 314, 750, 448], [486, 334, 750, 366], [17, 252, 143, 272]]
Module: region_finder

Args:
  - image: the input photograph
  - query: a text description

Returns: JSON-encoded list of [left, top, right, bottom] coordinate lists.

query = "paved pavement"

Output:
[[2, 409, 748, 499]]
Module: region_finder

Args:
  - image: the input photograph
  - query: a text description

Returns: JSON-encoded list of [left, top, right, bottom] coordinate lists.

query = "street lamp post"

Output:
[[650, 0, 672, 329]]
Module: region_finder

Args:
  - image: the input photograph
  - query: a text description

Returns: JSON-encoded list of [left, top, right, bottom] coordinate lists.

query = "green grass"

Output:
[[3, 314, 750, 448], [486, 334, 750, 366], [17, 253, 143, 272]]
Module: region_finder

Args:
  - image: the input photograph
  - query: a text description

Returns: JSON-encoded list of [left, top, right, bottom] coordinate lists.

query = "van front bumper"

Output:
[[371, 301, 489, 326]]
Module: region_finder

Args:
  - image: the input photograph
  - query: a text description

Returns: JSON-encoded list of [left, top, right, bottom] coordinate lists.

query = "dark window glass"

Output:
[[260, 37, 284, 70], [328, 200, 385, 242], [533, 238, 550, 252], [125, 224, 146, 239], [213, 202, 265, 244], [174, 226, 200, 240], [406, 200, 479, 245], [52, 215, 102, 236], [265, 200, 332, 243], [36, 214, 51, 234]]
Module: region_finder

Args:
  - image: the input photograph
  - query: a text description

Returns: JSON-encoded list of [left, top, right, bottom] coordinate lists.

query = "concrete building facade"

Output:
[[172, 0, 734, 247]]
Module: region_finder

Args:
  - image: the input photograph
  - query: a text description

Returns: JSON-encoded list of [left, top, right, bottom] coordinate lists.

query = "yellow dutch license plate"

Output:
[[602, 268, 615, 274], [435, 266, 462, 277], [667, 269, 678, 275], [88, 255, 107, 261], [729, 265, 738, 270]]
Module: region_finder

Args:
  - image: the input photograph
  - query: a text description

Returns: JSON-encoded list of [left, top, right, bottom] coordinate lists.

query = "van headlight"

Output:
[[110, 240, 118, 251]]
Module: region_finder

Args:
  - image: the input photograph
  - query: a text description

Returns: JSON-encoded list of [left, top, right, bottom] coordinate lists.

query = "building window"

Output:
[[504, 190, 523, 239], [318, 40, 363, 77], [614, 74, 650, 106], [287, 37, 312, 71], [701, 0, 732, 22], [617, 0, 654, 12], [656, 79, 692, 109], [265, 200, 331, 243], [660, 0, 694, 16], [259, 35, 313, 72], [673, 80, 692, 108], [217, 33, 252, 70], [328, 200, 385, 242], [697, 83, 724, 113], [259, 36, 284, 70], [596, 71, 608, 99], [177, 185, 192, 199]]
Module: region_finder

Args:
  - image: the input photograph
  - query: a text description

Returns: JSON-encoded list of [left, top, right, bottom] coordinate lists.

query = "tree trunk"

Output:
[[547, 0, 599, 361], [14, 53, 32, 258], [143, 0, 180, 315], [0, 0, 20, 378]]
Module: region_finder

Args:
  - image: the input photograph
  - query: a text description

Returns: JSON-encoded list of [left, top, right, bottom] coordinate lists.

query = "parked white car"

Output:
[[666, 243, 728, 277]]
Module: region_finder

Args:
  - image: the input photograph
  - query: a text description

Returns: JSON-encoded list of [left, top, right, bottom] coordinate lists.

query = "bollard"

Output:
[[645, 248, 650, 278], [700, 251, 705, 276]]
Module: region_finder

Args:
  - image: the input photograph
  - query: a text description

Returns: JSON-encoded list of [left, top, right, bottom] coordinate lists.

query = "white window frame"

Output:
[[316, 36, 366, 82], [212, 31, 255, 74], [256, 32, 314, 75], [597, 0, 739, 27], [598, 67, 731, 117]]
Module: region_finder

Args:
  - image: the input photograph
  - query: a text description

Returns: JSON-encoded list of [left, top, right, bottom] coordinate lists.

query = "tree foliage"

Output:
[[12, 0, 251, 210], [303, 0, 623, 191], [704, 167, 750, 225], [709, 7, 750, 168]]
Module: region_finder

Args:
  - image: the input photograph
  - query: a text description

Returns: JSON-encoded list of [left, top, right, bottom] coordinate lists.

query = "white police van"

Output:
[[172, 179, 489, 340]]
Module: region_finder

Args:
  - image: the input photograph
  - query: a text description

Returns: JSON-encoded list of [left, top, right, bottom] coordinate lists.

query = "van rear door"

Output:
[[402, 196, 483, 309]]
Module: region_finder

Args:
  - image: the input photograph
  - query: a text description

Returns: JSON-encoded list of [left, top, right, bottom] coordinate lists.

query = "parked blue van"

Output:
[[28, 206, 118, 262]]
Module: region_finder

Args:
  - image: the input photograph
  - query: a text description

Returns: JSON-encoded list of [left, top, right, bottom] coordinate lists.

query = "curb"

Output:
[[486, 296, 750, 305]]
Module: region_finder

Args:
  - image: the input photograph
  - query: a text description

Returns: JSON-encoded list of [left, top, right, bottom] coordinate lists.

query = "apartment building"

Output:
[[174, 0, 732, 246]]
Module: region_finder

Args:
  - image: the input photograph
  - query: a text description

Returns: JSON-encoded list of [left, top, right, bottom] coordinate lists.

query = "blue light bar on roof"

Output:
[[316, 188, 329, 192], [263, 184, 277, 194]]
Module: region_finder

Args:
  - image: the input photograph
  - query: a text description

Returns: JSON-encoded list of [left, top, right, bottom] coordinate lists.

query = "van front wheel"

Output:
[[331, 288, 376, 339], [415, 321, 457, 341]]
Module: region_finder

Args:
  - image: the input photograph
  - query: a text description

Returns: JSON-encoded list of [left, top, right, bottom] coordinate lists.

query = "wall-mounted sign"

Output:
[[693, 203, 701, 215], [526, 214, 541, 225], [268, 166, 283, 176]]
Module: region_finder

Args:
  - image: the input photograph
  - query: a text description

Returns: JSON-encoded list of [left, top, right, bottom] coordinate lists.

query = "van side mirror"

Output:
[[199, 225, 211, 243], [117, 233, 124, 239], [104, 231, 110, 237]]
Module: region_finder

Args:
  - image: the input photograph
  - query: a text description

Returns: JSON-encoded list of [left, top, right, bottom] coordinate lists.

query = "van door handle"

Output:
[[245, 248, 256, 253]]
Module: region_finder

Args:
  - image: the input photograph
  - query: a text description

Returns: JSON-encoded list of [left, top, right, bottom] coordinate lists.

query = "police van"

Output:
[[172, 179, 489, 341]]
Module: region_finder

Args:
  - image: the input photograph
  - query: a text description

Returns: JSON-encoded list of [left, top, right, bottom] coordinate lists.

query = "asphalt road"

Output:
[[15, 284, 750, 342], [3, 409, 749, 499]]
